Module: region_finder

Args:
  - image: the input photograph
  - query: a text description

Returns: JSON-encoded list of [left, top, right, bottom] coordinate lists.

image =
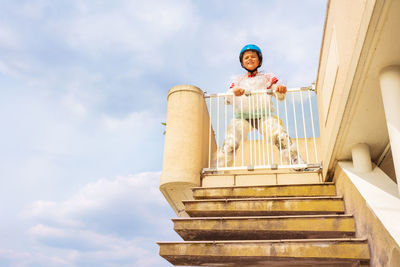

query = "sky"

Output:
[[0, 0, 327, 266]]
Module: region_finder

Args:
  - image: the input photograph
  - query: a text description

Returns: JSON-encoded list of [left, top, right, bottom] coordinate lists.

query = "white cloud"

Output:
[[0, 24, 20, 49], [24, 172, 172, 237], [24, 172, 167, 230], [0, 248, 69, 267], [19, 172, 174, 266], [28, 224, 136, 252], [102, 111, 157, 132], [0, 57, 32, 78], [1, 239, 165, 267], [28, 224, 155, 256], [54, 0, 198, 56], [62, 94, 89, 118], [17, 0, 51, 19]]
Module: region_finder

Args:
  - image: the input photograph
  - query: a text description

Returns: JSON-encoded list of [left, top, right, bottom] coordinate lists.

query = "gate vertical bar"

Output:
[[292, 92, 300, 161], [308, 90, 318, 163], [208, 97, 212, 168], [217, 96, 220, 169], [300, 91, 309, 162]]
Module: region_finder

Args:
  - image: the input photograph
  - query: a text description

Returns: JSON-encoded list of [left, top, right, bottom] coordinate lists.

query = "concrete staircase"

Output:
[[158, 178, 370, 266]]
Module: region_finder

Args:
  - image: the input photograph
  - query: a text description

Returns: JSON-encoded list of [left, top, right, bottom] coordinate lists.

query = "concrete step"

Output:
[[201, 171, 322, 187], [173, 214, 355, 241], [158, 238, 370, 266], [193, 183, 336, 199], [183, 196, 345, 217]]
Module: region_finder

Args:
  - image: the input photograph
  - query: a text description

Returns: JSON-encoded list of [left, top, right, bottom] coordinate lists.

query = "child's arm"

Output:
[[225, 78, 245, 105], [273, 84, 287, 101], [233, 88, 244, 96], [266, 74, 287, 101]]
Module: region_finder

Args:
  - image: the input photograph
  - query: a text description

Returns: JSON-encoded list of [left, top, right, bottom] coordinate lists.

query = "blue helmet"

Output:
[[239, 44, 263, 69]]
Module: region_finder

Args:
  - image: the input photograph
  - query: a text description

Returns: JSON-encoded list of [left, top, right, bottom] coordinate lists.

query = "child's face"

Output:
[[242, 51, 260, 71]]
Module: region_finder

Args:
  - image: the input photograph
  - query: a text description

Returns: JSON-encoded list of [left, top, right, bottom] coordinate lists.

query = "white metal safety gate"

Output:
[[204, 85, 321, 172]]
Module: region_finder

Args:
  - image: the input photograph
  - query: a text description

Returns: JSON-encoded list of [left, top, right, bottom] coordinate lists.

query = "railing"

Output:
[[204, 86, 320, 172]]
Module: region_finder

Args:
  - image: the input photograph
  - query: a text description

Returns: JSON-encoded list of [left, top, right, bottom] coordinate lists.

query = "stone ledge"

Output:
[[193, 183, 336, 199], [173, 214, 355, 240], [183, 196, 345, 217], [158, 238, 370, 266]]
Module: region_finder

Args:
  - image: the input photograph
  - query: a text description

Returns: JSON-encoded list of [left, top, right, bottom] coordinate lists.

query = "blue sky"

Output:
[[0, 0, 326, 266]]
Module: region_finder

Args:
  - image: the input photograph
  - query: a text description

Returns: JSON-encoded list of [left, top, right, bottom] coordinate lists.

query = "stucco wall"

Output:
[[334, 163, 400, 266], [316, 0, 378, 179]]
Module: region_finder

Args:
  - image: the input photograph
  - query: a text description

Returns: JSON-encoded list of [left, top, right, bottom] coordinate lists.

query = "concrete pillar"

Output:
[[351, 143, 372, 172], [160, 85, 216, 216], [379, 65, 400, 192]]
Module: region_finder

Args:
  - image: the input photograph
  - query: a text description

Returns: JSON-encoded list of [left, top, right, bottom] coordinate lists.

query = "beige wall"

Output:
[[334, 163, 400, 266], [317, 0, 371, 179], [202, 171, 322, 188], [234, 137, 321, 167], [379, 148, 397, 183], [316, 0, 400, 181]]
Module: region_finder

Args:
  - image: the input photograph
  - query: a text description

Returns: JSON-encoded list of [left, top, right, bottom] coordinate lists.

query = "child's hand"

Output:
[[275, 85, 287, 94], [233, 88, 245, 96]]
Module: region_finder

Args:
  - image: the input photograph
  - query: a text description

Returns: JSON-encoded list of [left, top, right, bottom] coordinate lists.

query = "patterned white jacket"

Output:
[[225, 72, 285, 119]]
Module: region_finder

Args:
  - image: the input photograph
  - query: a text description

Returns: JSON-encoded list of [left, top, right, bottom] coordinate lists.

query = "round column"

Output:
[[160, 85, 212, 216], [351, 143, 372, 172], [161, 85, 205, 186], [379, 65, 400, 191]]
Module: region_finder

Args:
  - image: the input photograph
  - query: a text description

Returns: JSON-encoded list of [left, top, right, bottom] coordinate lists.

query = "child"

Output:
[[216, 44, 305, 168]]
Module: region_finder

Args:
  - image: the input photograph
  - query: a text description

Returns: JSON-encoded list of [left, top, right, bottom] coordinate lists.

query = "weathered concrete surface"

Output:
[[335, 163, 400, 267], [193, 183, 336, 199], [158, 239, 370, 266], [160, 85, 216, 215], [201, 171, 323, 187], [173, 214, 355, 240], [158, 178, 370, 266], [183, 196, 345, 217]]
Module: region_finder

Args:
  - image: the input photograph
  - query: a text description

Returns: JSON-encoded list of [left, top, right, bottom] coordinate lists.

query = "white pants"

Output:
[[215, 116, 302, 167]]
